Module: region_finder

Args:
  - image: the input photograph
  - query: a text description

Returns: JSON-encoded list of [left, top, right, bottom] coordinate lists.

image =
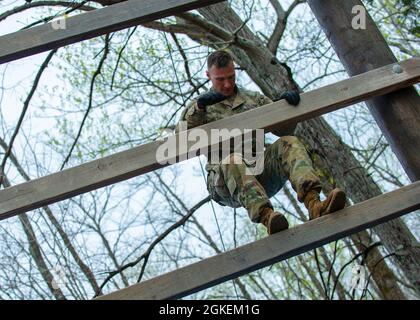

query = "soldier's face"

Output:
[[206, 61, 236, 97]]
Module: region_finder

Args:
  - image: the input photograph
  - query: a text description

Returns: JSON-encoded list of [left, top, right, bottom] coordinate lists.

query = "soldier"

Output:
[[177, 50, 346, 235]]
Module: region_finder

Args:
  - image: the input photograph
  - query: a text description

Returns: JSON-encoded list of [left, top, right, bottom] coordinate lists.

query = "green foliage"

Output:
[[367, 0, 419, 37]]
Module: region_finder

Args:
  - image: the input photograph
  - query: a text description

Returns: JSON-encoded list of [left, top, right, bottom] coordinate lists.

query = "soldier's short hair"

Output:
[[207, 50, 233, 70]]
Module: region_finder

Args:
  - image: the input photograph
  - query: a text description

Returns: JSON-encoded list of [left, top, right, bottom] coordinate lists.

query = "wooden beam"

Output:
[[0, 58, 419, 220], [0, 0, 225, 64], [95, 181, 420, 299]]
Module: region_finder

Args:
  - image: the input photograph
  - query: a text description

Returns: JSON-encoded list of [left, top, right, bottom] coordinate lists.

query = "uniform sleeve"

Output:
[[255, 93, 273, 107], [175, 100, 206, 133], [256, 92, 297, 137]]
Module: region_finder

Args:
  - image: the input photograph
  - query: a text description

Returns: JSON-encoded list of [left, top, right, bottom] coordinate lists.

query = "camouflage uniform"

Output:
[[177, 87, 322, 222]]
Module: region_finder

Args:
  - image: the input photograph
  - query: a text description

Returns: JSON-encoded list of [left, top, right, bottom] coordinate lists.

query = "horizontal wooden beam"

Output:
[[0, 0, 225, 64], [96, 181, 420, 299], [0, 58, 419, 220]]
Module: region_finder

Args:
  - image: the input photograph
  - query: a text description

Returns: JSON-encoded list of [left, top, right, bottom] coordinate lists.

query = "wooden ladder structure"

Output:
[[0, 0, 419, 299]]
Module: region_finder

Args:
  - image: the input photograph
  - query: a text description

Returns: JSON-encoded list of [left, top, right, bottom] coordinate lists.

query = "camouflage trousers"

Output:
[[206, 136, 322, 222]]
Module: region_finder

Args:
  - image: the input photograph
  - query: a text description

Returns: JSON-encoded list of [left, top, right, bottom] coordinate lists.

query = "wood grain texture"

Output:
[[0, 0, 225, 64], [96, 181, 420, 299], [0, 58, 419, 219]]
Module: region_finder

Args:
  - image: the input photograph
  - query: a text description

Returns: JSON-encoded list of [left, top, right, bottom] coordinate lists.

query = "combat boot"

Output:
[[260, 207, 289, 235], [304, 188, 346, 220]]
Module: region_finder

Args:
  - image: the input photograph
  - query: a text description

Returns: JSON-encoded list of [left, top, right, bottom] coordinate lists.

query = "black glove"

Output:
[[276, 90, 300, 106], [196, 91, 228, 110]]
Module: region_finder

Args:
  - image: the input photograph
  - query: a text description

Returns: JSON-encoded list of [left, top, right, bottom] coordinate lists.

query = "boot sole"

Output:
[[324, 189, 346, 216], [269, 213, 289, 234]]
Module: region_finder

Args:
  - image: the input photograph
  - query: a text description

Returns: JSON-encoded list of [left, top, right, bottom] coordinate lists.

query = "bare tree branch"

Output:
[[0, 1, 95, 23], [267, 0, 305, 54], [94, 194, 211, 297], [176, 12, 260, 51], [60, 34, 110, 170], [0, 48, 57, 188], [0, 137, 101, 295], [1, 174, 67, 299]]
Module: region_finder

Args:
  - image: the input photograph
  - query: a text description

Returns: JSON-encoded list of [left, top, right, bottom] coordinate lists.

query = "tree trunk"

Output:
[[2, 175, 66, 300]]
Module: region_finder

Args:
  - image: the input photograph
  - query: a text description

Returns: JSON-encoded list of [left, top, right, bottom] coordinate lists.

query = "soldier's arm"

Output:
[[175, 100, 206, 133], [256, 93, 297, 137]]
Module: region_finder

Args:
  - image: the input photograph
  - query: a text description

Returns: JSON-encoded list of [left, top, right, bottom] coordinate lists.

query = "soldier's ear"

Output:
[[205, 70, 210, 80]]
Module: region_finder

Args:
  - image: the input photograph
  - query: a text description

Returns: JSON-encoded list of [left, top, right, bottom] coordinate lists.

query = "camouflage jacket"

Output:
[[176, 87, 295, 170]]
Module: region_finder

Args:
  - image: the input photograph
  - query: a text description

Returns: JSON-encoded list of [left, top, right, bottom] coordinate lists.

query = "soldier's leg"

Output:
[[261, 136, 346, 220], [208, 153, 288, 234], [217, 153, 272, 222], [267, 136, 322, 201]]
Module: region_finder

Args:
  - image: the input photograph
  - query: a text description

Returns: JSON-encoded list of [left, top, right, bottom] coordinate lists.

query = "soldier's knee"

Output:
[[280, 135, 300, 146], [272, 136, 299, 154], [222, 153, 244, 165], [219, 153, 244, 177]]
